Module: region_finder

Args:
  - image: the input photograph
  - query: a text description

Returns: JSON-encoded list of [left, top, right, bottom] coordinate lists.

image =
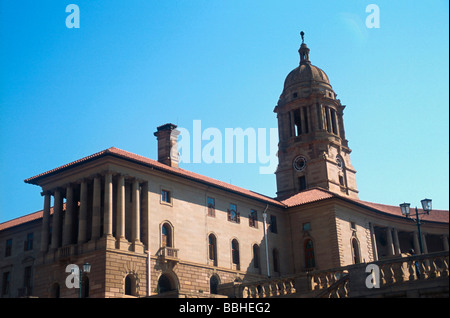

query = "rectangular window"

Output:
[[299, 176, 307, 191], [2, 272, 10, 295], [24, 233, 34, 251], [303, 222, 311, 231], [330, 109, 338, 135], [293, 109, 302, 136], [161, 189, 171, 204], [5, 239, 12, 257], [269, 215, 277, 234], [339, 175, 345, 187], [249, 209, 258, 228], [227, 203, 240, 223], [207, 197, 215, 217], [24, 266, 32, 290]]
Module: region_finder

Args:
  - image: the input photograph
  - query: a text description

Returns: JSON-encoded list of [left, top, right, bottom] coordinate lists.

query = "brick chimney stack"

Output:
[[153, 123, 180, 168]]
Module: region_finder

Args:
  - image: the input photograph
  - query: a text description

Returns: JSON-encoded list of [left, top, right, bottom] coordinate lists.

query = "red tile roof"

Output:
[[0, 205, 63, 232], [279, 188, 335, 207], [24, 147, 284, 207], [0, 210, 43, 231], [3, 147, 444, 233], [353, 199, 449, 224], [281, 187, 449, 224]]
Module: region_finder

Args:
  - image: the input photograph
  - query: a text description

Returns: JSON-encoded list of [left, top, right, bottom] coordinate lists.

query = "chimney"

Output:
[[153, 123, 180, 168]]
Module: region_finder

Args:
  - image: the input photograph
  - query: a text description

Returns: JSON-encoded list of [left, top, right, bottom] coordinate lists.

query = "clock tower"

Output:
[[274, 33, 358, 199]]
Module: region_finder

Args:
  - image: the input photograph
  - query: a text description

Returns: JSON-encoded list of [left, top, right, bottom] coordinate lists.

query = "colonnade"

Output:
[[40, 172, 148, 254], [369, 223, 449, 261], [284, 102, 344, 140]]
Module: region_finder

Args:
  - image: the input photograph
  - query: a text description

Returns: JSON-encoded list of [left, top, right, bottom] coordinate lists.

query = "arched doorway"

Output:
[[125, 274, 137, 296], [157, 273, 176, 294], [210, 274, 220, 295]]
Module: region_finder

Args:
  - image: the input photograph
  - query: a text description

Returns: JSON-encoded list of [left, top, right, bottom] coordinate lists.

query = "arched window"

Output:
[[252, 244, 260, 269], [231, 239, 240, 270], [210, 275, 220, 294], [208, 234, 217, 266], [161, 223, 172, 247], [125, 274, 136, 296], [352, 238, 361, 264], [304, 239, 316, 269]]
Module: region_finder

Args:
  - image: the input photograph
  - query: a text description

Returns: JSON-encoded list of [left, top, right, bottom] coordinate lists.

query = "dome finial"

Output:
[[298, 31, 310, 65]]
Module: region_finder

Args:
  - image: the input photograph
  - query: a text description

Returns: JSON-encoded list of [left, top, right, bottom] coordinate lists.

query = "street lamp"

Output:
[[79, 262, 91, 298], [399, 199, 432, 254]]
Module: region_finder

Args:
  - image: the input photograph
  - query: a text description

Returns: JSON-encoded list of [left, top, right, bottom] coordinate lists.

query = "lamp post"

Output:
[[262, 205, 270, 279], [78, 262, 91, 298], [399, 199, 432, 254]]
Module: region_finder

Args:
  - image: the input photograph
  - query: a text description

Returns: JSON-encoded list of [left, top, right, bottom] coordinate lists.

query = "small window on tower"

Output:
[[339, 175, 345, 187], [299, 176, 307, 191]]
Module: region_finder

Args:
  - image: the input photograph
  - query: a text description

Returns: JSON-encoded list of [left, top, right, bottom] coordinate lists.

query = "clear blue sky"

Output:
[[0, 0, 448, 223]]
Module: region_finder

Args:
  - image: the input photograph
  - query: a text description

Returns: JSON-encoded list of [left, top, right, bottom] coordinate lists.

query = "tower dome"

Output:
[[283, 53, 330, 89], [279, 33, 335, 104]]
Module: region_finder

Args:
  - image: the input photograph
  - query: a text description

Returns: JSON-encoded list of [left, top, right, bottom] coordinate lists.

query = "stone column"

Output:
[[91, 176, 101, 240], [103, 172, 113, 237], [299, 107, 305, 135], [421, 233, 429, 254], [62, 185, 75, 246], [51, 189, 63, 249], [413, 231, 421, 254], [40, 192, 51, 252], [369, 223, 378, 261], [116, 175, 128, 249], [78, 180, 88, 244], [140, 181, 149, 249], [131, 179, 144, 253], [333, 109, 340, 136], [316, 103, 323, 130], [386, 227, 395, 256], [443, 235, 449, 251], [393, 228, 401, 255], [326, 106, 332, 133]]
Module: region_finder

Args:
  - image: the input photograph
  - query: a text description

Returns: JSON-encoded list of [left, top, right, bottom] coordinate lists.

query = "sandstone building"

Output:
[[0, 36, 448, 298]]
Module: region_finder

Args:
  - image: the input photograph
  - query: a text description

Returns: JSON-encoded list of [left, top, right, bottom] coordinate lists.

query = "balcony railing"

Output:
[[158, 246, 179, 262]]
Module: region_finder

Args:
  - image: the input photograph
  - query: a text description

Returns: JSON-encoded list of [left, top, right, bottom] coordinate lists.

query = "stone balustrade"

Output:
[[228, 251, 448, 298], [310, 251, 449, 298]]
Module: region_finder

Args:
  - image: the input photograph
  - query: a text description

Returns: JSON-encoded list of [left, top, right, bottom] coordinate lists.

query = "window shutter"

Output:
[[227, 209, 231, 221], [237, 212, 240, 223]]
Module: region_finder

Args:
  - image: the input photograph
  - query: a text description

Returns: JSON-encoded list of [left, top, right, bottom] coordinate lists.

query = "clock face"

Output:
[[293, 156, 307, 171]]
